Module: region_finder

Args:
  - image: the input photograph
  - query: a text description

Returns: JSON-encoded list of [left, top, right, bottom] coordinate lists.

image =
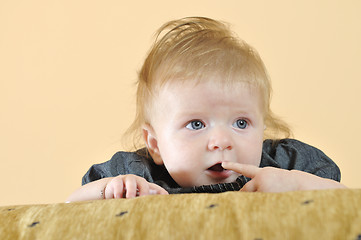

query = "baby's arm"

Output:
[[66, 174, 168, 202], [222, 162, 346, 192]]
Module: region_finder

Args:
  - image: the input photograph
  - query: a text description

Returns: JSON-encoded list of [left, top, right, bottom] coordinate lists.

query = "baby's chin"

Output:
[[209, 174, 240, 185]]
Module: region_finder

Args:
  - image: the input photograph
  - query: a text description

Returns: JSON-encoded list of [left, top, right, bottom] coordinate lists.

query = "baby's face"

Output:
[[145, 79, 265, 187]]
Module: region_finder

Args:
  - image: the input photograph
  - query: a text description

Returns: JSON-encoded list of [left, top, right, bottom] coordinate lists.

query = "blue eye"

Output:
[[233, 119, 248, 129], [186, 120, 205, 130]]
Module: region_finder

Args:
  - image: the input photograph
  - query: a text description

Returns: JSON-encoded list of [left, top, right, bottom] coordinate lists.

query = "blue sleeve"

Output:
[[81, 149, 170, 186], [260, 139, 341, 181]]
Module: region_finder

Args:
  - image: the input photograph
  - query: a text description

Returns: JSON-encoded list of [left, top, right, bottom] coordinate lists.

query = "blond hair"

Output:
[[124, 17, 292, 150]]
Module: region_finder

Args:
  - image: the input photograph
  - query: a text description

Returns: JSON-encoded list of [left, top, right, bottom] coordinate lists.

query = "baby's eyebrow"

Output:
[[173, 110, 205, 119]]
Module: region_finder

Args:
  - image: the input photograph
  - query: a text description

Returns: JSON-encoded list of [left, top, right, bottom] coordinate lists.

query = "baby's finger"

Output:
[[104, 183, 115, 199], [222, 162, 260, 179], [105, 178, 124, 199], [136, 178, 150, 197], [124, 176, 138, 199], [149, 183, 169, 195], [240, 180, 257, 192], [112, 180, 125, 199]]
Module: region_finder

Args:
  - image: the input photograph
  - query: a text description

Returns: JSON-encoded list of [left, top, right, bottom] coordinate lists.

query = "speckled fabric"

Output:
[[1, 189, 361, 239]]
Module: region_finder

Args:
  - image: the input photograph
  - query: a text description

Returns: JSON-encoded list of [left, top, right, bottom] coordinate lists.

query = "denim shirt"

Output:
[[82, 139, 341, 193]]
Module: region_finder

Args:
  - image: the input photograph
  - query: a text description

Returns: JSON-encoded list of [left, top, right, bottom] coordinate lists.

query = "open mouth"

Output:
[[207, 163, 225, 172], [206, 162, 232, 179]]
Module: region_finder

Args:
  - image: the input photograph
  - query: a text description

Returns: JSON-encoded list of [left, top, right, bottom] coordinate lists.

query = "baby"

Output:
[[67, 17, 345, 202]]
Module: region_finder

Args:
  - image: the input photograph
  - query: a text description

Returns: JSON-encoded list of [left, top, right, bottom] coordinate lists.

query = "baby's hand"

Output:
[[104, 174, 169, 199], [221, 162, 346, 192]]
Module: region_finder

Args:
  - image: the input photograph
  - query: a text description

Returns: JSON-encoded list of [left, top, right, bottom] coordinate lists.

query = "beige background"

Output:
[[1, 0, 360, 206]]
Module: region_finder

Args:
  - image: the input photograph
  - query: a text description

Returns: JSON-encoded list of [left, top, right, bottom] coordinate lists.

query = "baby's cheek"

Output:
[[165, 159, 200, 187], [168, 168, 196, 187], [236, 148, 262, 166]]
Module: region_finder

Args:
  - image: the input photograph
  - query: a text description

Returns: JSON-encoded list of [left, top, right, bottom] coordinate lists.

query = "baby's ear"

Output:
[[142, 124, 163, 165]]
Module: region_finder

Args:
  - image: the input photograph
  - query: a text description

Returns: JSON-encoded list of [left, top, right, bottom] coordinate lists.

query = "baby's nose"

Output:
[[207, 128, 233, 151]]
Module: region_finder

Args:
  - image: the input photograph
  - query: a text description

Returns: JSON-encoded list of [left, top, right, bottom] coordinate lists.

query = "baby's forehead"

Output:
[[152, 78, 263, 110]]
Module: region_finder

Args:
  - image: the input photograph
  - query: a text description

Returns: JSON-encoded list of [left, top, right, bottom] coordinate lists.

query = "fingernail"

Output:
[[149, 189, 157, 195], [222, 161, 229, 167]]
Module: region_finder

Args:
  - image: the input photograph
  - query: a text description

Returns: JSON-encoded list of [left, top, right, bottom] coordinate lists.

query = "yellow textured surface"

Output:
[[1, 189, 361, 240]]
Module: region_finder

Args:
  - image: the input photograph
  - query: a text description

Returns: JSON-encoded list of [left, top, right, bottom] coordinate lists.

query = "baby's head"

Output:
[[127, 17, 291, 187]]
